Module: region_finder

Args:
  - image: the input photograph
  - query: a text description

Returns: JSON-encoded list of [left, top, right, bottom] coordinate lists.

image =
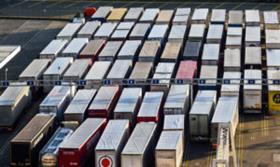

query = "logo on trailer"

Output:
[[273, 94, 280, 104], [99, 156, 113, 167]]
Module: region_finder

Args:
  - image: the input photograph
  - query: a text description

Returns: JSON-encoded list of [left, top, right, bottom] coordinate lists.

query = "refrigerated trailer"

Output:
[[121, 122, 158, 167], [0, 86, 31, 128], [137, 92, 164, 123], [98, 41, 123, 61], [155, 131, 183, 167], [164, 84, 190, 115], [59, 118, 106, 167], [64, 89, 97, 123], [95, 120, 129, 167], [88, 86, 120, 118], [114, 88, 142, 126], [40, 86, 76, 121], [84, 61, 111, 89], [40, 39, 68, 59], [10, 114, 55, 167], [39, 127, 73, 167]]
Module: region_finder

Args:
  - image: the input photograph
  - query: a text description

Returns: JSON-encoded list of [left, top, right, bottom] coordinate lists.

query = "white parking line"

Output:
[[28, 1, 44, 8]]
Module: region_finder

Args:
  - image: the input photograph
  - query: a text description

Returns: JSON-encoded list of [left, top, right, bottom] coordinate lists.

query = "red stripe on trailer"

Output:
[[137, 116, 159, 123], [176, 60, 197, 80], [58, 118, 107, 167], [80, 39, 106, 61]]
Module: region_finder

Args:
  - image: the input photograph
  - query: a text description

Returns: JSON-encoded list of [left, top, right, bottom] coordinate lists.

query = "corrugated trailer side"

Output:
[[98, 41, 123, 61], [39, 86, 76, 121], [63, 59, 91, 82], [155, 131, 183, 167], [39, 127, 73, 167], [211, 96, 239, 143], [64, 89, 97, 123], [79, 39, 106, 61], [114, 88, 142, 126], [164, 84, 190, 115], [0, 86, 32, 128], [95, 120, 129, 167], [137, 92, 164, 123], [40, 39, 68, 60], [84, 61, 112, 89], [10, 114, 55, 167], [59, 118, 107, 167], [121, 122, 158, 167], [88, 86, 120, 118]]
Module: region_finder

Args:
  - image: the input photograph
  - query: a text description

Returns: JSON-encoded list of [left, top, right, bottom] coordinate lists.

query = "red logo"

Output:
[[99, 156, 113, 167]]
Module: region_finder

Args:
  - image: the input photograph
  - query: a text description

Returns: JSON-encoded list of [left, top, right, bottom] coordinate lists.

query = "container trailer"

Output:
[[172, 8, 190, 25], [40, 39, 68, 59], [124, 7, 144, 21], [77, 21, 101, 39], [40, 86, 76, 121], [188, 24, 206, 41], [106, 60, 132, 80], [245, 10, 260, 26], [228, 10, 243, 27], [79, 39, 106, 61], [211, 96, 239, 143], [163, 114, 185, 131], [160, 41, 182, 62], [226, 27, 243, 49], [182, 40, 202, 60], [191, 8, 209, 24], [189, 90, 216, 139], [117, 40, 142, 60], [39, 127, 73, 167], [266, 49, 280, 70], [155, 131, 183, 167], [243, 69, 262, 113], [198, 65, 218, 90], [94, 22, 118, 39], [265, 29, 280, 48], [206, 24, 224, 43], [201, 43, 220, 65], [267, 69, 280, 114], [56, 23, 83, 41], [58, 118, 106, 167], [138, 40, 161, 62], [245, 26, 261, 46], [107, 8, 127, 22], [176, 60, 197, 81], [10, 114, 55, 167], [224, 48, 241, 72], [43, 57, 73, 92], [137, 92, 164, 123], [84, 61, 111, 89], [98, 41, 123, 61], [64, 89, 97, 123], [150, 62, 175, 93], [129, 23, 151, 40], [210, 9, 226, 24], [95, 120, 129, 167], [168, 25, 187, 42], [0, 86, 31, 128], [63, 59, 91, 82], [88, 86, 120, 118], [139, 8, 160, 23], [91, 6, 113, 22], [245, 47, 262, 69], [114, 88, 142, 126], [164, 84, 190, 115], [147, 24, 169, 43], [129, 62, 153, 85], [61, 38, 88, 58], [155, 10, 174, 24], [19, 59, 51, 81], [121, 122, 158, 167], [111, 22, 135, 40], [263, 11, 279, 29], [221, 72, 241, 97]]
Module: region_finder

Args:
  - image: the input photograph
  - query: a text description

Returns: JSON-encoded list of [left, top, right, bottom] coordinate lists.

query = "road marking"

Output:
[[232, 2, 245, 10], [47, 0, 67, 8], [9, 0, 28, 8], [28, 1, 44, 8], [64, 1, 79, 9], [214, 2, 225, 9]]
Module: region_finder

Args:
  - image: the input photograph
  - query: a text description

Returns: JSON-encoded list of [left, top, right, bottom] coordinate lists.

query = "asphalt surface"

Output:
[[0, 1, 280, 167]]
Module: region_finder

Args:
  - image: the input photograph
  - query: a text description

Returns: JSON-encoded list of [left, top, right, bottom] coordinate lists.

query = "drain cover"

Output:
[[273, 153, 280, 162]]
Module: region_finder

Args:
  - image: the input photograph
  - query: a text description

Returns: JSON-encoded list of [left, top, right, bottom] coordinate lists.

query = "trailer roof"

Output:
[[40, 86, 71, 107], [0, 86, 29, 106], [129, 23, 151, 39], [168, 25, 187, 41], [156, 131, 182, 150], [40, 39, 68, 56], [267, 70, 280, 91], [202, 44, 220, 61], [85, 61, 111, 80], [263, 11, 279, 24], [192, 8, 209, 21], [228, 10, 243, 26], [163, 114, 185, 130], [77, 21, 100, 37], [19, 59, 51, 79], [89, 86, 119, 110], [189, 24, 206, 39], [245, 47, 262, 65], [56, 23, 82, 39], [114, 88, 142, 113], [80, 39, 105, 56], [266, 49, 280, 67], [224, 48, 241, 68], [139, 8, 160, 22], [129, 62, 152, 79], [94, 22, 118, 38], [98, 41, 123, 59], [164, 84, 190, 110], [221, 72, 241, 93], [138, 92, 164, 117], [138, 40, 160, 59], [107, 60, 132, 79], [148, 24, 169, 39], [245, 26, 261, 42], [63, 59, 91, 79], [62, 38, 88, 54], [91, 6, 113, 20], [245, 10, 260, 24], [210, 9, 226, 23], [156, 10, 174, 24], [107, 8, 127, 21], [124, 7, 144, 21], [44, 57, 73, 75]]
